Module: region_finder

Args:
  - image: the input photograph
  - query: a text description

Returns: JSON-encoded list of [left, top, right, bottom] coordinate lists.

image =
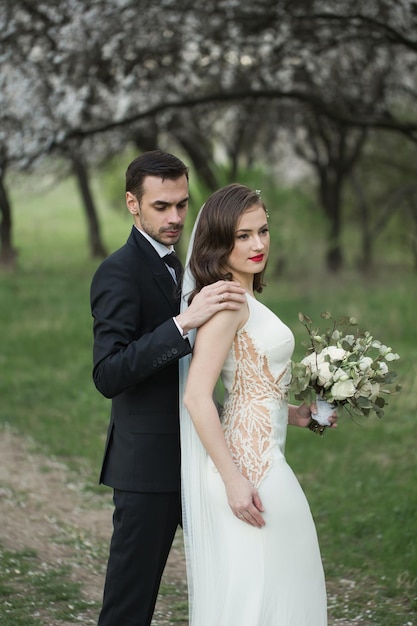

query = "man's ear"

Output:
[[126, 191, 139, 215]]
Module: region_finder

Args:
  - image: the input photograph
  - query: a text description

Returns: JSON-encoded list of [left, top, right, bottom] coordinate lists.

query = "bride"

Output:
[[179, 183, 336, 626]]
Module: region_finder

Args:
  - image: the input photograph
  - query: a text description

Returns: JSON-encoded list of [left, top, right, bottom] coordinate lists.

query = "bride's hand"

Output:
[[225, 474, 265, 528], [289, 402, 338, 429]]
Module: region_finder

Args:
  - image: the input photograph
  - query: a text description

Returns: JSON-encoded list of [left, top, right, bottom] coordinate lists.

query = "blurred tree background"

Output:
[[1, 0, 416, 273], [1, 4, 416, 622]]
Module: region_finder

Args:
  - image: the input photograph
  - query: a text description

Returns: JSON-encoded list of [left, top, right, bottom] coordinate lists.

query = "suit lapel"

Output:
[[128, 227, 180, 314]]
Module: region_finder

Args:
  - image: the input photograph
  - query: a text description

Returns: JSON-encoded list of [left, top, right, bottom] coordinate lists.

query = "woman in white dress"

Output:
[[180, 184, 336, 626]]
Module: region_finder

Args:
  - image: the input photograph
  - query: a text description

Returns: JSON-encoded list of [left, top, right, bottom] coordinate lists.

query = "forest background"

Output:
[[0, 1, 416, 625]]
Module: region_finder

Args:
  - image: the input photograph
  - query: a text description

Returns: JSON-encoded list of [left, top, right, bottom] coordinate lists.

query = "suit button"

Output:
[[172, 348, 178, 355], [162, 354, 167, 361], [157, 356, 163, 364], [166, 350, 172, 358], [152, 360, 158, 367]]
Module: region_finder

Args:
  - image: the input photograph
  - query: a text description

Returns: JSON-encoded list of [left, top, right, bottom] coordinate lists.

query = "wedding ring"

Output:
[[221, 294, 225, 301]]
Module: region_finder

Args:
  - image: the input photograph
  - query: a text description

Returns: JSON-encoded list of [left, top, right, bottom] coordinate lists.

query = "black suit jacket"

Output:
[[90, 227, 192, 492]]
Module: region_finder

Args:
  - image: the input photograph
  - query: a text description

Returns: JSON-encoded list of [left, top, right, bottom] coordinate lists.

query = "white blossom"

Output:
[[330, 379, 357, 401], [358, 356, 373, 372]]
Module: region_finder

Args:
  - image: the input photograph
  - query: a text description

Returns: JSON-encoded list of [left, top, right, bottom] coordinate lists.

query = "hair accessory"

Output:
[[255, 189, 269, 217]]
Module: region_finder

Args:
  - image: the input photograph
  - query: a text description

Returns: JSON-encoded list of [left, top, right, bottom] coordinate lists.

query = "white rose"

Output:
[[378, 362, 388, 375], [302, 346, 347, 370], [370, 382, 381, 400], [302, 352, 324, 369], [359, 381, 380, 402], [333, 367, 348, 382], [323, 346, 348, 362], [358, 356, 373, 372], [330, 379, 356, 401], [316, 362, 333, 387]]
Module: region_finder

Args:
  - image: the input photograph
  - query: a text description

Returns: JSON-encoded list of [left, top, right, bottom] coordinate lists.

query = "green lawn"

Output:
[[0, 174, 416, 624]]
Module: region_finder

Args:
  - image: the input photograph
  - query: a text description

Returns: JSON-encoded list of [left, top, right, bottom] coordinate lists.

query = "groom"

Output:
[[90, 150, 246, 626]]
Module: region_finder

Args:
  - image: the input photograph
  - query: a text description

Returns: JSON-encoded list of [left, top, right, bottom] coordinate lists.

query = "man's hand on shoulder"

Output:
[[176, 280, 246, 335]]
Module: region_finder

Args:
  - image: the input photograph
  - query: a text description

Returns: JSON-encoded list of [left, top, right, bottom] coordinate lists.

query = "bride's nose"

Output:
[[253, 235, 265, 251]]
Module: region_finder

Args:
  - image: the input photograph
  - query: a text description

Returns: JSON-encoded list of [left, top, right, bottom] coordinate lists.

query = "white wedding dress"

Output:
[[180, 293, 327, 626]]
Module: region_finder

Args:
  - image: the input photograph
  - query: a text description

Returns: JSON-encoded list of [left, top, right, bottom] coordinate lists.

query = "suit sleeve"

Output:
[[90, 256, 191, 399]]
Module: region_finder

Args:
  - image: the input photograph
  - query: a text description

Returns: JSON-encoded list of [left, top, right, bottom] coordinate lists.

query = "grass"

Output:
[[1, 172, 416, 624], [0, 546, 94, 625], [265, 277, 417, 624]]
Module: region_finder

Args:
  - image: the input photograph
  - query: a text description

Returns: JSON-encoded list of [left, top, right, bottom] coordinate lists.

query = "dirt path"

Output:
[[1, 425, 368, 626], [0, 426, 186, 625]]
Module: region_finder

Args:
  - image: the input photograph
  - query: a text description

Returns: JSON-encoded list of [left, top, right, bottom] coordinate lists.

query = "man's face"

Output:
[[126, 174, 189, 246]]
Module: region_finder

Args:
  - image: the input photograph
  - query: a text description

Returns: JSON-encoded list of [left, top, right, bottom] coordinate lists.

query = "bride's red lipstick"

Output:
[[249, 254, 264, 262]]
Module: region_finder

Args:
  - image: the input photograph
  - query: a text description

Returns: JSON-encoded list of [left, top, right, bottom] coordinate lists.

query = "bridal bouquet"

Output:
[[291, 312, 401, 435]]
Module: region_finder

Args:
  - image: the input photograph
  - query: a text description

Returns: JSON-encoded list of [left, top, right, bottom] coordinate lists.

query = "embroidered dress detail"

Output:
[[222, 329, 291, 488]]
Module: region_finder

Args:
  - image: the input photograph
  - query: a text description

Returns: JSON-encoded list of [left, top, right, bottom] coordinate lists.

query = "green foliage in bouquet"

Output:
[[291, 312, 401, 418]]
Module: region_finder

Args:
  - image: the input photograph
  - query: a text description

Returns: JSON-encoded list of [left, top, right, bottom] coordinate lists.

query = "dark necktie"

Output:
[[164, 252, 183, 285]]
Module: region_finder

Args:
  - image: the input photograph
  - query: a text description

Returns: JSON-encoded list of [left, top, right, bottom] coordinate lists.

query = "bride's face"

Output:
[[227, 204, 269, 284]]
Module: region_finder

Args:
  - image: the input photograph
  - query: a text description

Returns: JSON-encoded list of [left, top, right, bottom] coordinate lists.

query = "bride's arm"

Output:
[[183, 307, 265, 528]]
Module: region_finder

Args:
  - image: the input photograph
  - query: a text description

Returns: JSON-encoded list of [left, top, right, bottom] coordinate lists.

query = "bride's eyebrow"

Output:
[[236, 223, 268, 233]]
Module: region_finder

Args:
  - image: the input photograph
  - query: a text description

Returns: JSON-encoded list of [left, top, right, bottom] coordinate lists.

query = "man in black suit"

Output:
[[90, 150, 245, 626]]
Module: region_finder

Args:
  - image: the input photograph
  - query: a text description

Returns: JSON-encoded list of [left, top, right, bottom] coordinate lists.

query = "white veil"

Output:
[[179, 206, 223, 624]]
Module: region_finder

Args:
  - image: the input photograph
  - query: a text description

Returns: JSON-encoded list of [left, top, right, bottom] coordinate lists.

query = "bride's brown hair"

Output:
[[187, 183, 268, 303]]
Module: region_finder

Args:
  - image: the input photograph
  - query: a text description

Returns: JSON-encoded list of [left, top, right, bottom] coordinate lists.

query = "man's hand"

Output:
[[176, 280, 246, 334]]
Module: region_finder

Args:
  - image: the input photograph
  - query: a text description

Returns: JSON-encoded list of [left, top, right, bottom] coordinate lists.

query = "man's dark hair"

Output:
[[125, 150, 189, 201]]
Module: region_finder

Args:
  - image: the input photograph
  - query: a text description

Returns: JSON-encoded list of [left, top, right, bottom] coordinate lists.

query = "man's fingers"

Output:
[[214, 290, 246, 307]]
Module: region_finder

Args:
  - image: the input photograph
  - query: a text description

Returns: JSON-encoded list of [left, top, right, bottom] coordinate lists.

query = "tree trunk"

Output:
[[168, 118, 219, 192], [319, 170, 344, 272], [71, 155, 108, 258], [350, 171, 373, 272], [174, 134, 219, 191], [297, 115, 368, 274], [406, 197, 417, 271], [0, 172, 18, 269]]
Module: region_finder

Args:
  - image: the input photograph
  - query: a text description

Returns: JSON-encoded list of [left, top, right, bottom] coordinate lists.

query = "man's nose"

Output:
[[167, 207, 183, 223]]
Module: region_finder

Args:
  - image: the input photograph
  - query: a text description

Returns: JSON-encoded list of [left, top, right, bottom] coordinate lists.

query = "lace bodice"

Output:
[[221, 294, 295, 488]]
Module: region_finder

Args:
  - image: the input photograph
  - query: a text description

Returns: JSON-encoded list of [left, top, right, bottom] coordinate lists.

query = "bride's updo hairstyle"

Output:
[[188, 183, 268, 302]]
